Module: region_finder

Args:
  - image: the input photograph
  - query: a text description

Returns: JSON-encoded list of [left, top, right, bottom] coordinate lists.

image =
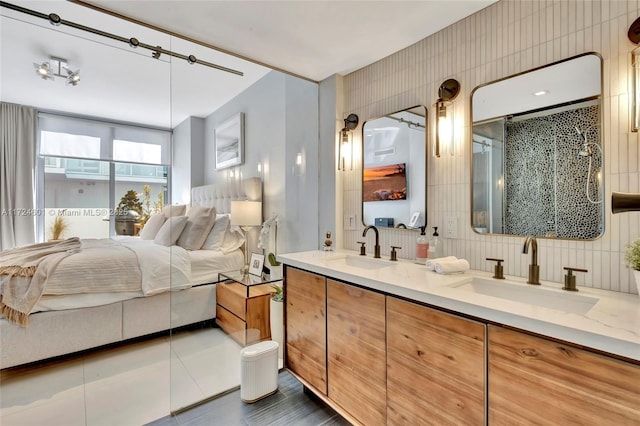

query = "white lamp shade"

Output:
[[230, 201, 262, 226]]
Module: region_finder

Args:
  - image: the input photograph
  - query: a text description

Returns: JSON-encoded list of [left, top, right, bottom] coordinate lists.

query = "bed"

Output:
[[0, 177, 261, 369]]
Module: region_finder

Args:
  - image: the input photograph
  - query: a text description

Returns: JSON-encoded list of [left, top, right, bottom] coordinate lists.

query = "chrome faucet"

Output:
[[522, 236, 540, 285], [362, 225, 381, 258]]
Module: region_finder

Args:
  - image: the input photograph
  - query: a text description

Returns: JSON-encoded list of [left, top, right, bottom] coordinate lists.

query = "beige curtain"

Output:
[[1, 102, 37, 250]]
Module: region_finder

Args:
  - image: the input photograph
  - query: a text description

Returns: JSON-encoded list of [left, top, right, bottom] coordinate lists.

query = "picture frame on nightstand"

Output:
[[248, 252, 264, 277]]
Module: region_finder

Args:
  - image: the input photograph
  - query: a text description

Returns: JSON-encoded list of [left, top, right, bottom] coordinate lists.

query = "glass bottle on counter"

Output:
[[415, 226, 429, 264], [428, 227, 440, 259]]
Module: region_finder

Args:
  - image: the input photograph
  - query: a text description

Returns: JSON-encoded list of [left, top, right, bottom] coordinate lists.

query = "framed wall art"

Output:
[[215, 112, 244, 169]]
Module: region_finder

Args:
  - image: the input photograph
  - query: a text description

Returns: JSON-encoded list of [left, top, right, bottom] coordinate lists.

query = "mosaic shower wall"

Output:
[[504, 105, 602, 239]]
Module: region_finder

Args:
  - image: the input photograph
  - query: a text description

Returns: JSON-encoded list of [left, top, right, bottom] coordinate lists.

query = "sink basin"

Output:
[[449, 277, 599, 315], [325, 254, 394, 270]]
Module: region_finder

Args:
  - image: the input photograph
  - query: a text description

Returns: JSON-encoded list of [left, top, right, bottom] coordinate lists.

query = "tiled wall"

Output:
[[341, 0, 640, 293]]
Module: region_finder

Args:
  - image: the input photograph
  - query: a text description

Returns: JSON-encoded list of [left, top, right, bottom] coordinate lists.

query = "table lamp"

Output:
[[230, 200, 262, 272]]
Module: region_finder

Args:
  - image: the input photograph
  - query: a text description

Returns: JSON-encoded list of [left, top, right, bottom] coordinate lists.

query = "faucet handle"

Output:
[[356, 241, 366, 256], [486, 257, 505, 279], [563, 267, 588, 292], [390, 246, 401, 261]]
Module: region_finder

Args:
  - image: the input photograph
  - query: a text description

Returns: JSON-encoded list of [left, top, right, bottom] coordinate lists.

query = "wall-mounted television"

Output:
[[363, 163, 407, 202]]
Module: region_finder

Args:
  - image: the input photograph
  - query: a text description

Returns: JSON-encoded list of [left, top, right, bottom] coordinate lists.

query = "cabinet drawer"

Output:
[[216, 304, 246, 346], [216, 282, 246, 320]]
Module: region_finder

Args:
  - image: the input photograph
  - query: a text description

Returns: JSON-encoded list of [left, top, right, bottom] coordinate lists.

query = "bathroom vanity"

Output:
[[279, 250, 640, 425]]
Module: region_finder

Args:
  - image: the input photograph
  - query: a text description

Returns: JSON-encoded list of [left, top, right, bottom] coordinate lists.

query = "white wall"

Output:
[[204, 71, 319, 254], [172, 116, 204, 204], [340, 0, 640, 294]]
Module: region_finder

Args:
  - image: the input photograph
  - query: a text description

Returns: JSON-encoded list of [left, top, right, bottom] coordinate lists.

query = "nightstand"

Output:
[[216, 271, 279, 346]]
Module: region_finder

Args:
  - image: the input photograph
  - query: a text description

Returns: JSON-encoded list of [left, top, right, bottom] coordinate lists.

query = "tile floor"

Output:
[[0, 327, 246, 426]]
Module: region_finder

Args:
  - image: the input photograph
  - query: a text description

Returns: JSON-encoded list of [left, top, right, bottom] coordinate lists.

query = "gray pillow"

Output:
[[154, 216, 188, 246], [139, 213, 166, 240], [177, 206, 217, 250]]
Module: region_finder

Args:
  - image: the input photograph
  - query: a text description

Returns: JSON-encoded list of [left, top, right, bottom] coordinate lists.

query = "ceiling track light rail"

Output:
[[0, 1, 243, 76]]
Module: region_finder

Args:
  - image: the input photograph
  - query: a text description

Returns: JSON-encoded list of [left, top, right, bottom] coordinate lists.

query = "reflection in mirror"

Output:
[[471, 53, 604, 240], [362, 105, 427, 230]]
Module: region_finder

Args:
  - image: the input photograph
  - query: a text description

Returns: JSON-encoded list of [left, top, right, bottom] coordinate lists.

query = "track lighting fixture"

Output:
[[33, 56, 80, 86]]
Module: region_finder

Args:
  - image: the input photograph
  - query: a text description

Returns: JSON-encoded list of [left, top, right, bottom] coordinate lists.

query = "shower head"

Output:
[[575, 126, 590, 156]]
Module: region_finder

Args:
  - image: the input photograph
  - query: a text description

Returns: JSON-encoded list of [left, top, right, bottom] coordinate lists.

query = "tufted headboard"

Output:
[[191, 177, 262, 214]]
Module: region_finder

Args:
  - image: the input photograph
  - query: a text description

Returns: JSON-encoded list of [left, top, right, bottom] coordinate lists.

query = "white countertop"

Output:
[[278, 250, 640, 362]]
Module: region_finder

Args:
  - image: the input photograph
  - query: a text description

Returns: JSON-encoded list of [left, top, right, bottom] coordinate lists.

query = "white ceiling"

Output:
[[86, 0, 497, 82], [1, 0, 496, 128]]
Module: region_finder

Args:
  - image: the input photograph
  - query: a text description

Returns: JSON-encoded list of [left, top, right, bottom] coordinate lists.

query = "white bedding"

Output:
[[33, 239, 243, 313], [189, 248, 244, 285]]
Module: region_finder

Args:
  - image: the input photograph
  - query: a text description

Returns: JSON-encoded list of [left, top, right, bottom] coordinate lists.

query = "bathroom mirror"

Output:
[[471, 53, 604, 239], [362, 105, 427, 229]]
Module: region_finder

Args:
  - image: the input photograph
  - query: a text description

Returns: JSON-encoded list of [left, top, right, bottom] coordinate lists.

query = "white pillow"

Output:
[[139, 213, 166, 240], [154, 216, 188, 246], [220, 226, 245, 254], [202, 214, 230, 250], [162, 204, 186, 218], [177, 205, 217, 250]]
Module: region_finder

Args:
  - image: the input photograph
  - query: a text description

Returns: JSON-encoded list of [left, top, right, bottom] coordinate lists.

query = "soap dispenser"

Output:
[[415, 226, 429, 264], [428, 227, 440, 259]]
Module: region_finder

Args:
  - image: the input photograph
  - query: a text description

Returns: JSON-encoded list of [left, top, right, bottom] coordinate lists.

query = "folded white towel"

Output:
[[426, 256, 457, 271], [434, 259, 470, 275]]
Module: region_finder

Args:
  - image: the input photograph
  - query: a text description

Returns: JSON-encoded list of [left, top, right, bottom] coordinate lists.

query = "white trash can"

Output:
[[240, 340, 279, 403]]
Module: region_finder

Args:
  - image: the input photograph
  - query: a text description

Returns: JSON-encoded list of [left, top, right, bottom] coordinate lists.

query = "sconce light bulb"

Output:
[[296, 153, 303, 166]]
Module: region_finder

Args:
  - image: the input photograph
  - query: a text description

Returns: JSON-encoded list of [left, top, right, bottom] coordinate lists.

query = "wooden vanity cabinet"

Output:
[[488, 325, 640, 425], [386, 297, 486, 425], [285, 267, 327, 394], [327, 279, 386, 425]]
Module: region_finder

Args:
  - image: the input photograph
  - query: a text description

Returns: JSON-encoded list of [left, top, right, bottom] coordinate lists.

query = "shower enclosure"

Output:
[[472, 101, 603, 240]]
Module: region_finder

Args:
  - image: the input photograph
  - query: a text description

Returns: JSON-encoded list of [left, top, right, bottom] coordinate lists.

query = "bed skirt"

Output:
[[1, 284, 217, 369]]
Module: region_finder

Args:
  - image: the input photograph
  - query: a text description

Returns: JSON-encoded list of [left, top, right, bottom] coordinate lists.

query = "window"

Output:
[[38, 113, 170, 240]]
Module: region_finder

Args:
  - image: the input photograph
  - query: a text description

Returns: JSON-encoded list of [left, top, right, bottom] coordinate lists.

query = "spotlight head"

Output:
[[128, 37, 139, 48], [187, 54, 197, 64], [34, 62, 53, 80], [66, 69, 80, 86]]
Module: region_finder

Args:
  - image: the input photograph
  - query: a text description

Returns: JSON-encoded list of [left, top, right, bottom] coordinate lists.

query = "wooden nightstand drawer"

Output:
[[216, 282, 246, 320], [216, 305, 247, 346]]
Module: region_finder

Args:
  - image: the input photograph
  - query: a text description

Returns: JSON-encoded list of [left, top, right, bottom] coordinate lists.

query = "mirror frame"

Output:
[[469, 52, 605, 240], [361, 105, 428, 230]]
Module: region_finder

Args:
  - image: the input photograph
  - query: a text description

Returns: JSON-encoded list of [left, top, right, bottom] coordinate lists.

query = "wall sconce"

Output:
[[338, 113, 359, 171], [294, 151, 304, 176], [629, 17, 640, 132], [433, 79, 460, 157]]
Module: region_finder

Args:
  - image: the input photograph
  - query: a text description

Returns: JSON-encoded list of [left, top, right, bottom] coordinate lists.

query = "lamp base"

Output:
[[241, 225, 250, 273]]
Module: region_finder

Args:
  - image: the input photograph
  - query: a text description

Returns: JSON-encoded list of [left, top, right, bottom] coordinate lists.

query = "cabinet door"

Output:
[[327, 280, 386, 425], [285, 267, 327, 394], [488, 325, 640, 425], [386, 297, 486, 425]]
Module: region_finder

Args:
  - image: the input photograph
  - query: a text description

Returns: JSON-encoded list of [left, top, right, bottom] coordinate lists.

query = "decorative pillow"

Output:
[[139, 213, 166, 240], [201, 214, 230, 250], [162, 204, 187, 218], [177, 205, 217, 250], [220, 225, 246, 254], [154, 216, 188, 246]]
